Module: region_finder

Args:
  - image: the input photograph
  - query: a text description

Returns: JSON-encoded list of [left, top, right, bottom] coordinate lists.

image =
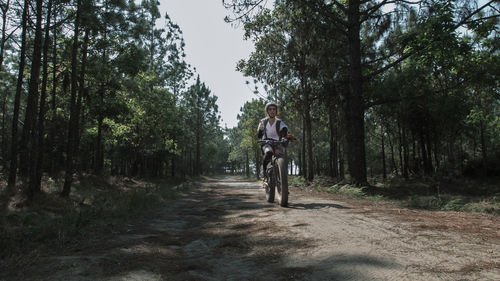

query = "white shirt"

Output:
[[266, 120, 279, 140], [258, 118, 287, 140]]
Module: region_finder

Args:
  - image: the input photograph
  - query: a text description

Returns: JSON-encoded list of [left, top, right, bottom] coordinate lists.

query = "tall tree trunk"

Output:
[[425, 129, 433, 174], [1, 93, 7, 168], [0, 1, 9, 165], [304, 98, 314, 181], [328, 108, 338, 178], [316, 157, 320, 176], [433, 135, 440, 172], [95, 100, 104, 174], [410, 133, 417, 173], [49, 5, 58, 176], [346, 0, 367, 185], [22, 0, 44, 199], [195, 125, 201, 176], [420, 130, 429, 175], [35, 0, 54, 190], [0, 0, 10, 70], [381, 128, 386, 180], [171, 155, 175, 177], [75, 29, 90, 173], [7, 0, 29, 190], [245, 149, 249, 178], [388, 131, 397, 174], [338, 142, 344, 180], [402, 126, 409, 179], [479, 118, 487, 176], [397, 119, 404, 177], [95, 0, 108, 175], [61, 0, 82, 197], [298, 149, 302, 176], [301, 118, 306, 177]]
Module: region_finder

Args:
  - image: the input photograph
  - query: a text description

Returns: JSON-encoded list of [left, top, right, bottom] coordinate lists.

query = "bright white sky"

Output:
[[158, 0, 257, 129]]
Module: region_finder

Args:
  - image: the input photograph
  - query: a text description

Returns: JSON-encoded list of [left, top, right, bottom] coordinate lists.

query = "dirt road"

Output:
[[7, 176, 500, 280]]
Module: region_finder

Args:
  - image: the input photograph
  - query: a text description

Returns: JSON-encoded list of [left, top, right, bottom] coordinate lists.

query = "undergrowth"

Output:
[[0, 175, 190, 268], [289, 175, 500, 215]]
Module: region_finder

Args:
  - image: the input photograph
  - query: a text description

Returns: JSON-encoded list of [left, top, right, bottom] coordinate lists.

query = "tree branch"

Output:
[[223, 0, 266, 23], [453, 0, 496, 30], [5, 24, 19, 42], [329, 0, 348, 14], [365, 0, 497, 80], [365, 76, 474, 109], [465, 14, 500, 25], [303, 0, 349, 29], [364, 51, 413, 80]]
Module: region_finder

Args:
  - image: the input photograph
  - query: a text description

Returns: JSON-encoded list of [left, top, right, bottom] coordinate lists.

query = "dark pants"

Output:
[[261, 144, 283, 178], [263, 151, 273, 178]]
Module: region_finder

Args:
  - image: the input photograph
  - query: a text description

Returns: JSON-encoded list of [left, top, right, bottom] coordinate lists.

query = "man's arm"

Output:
[[279, 127, 288, 138], [258, 129, 264, 139], [257, 120, 264, 138]]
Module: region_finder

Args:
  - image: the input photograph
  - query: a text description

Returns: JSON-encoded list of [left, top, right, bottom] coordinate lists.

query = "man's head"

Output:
[[265, 103, 278, 118]]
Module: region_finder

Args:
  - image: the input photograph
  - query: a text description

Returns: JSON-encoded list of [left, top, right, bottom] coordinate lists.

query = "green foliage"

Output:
[[226, 0, 500, 185], [289, 175, 307, 187], [325, 184, 366, 199], [227, 99, 266, 175], [442, 197, 467, 211], [404, 195, 444, 210], [1, 0, 227, 179], [0, 176, 189, 262], [180, 76, 225, 175]]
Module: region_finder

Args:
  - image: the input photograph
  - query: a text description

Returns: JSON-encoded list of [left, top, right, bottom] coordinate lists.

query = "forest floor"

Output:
[[1, 175, 499, 281]]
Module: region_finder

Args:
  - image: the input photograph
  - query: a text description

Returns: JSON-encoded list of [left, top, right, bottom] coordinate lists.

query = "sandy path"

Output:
[[5, 176, 499, 281]]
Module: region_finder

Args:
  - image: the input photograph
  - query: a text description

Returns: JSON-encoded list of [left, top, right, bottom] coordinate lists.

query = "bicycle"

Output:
[[258, 135, 294, 207]]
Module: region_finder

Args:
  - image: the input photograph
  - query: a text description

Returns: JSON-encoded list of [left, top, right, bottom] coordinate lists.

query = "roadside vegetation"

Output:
[[0, 175, 190, 271], [290, 176, 500, 215], [225, 0, 499, 215], [1, 0, 226, 267]]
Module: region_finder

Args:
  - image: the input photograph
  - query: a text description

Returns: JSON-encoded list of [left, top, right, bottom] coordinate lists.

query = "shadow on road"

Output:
[[9, 177, 397, 281], [288, 202, 350, 210]]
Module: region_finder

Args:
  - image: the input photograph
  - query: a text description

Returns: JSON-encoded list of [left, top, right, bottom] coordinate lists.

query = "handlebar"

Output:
[[258, 134, 295, 146], [258, 139, 287, 145]]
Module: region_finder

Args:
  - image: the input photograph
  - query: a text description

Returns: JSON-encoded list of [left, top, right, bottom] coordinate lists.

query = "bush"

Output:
[[325, 184, 365, 198], [289, 176, 307, 187], [404, 195, 444, 210], [442, 198, 467, 211], [462, 156, 500, 178], [463, 200, 500, 215]]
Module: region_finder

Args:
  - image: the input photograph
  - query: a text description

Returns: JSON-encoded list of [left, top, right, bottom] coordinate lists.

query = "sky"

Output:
[[158, 0, 258, 129]]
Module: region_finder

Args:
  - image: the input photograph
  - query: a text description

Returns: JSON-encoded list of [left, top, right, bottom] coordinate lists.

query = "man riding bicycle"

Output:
[[257, 103, 288, 181]]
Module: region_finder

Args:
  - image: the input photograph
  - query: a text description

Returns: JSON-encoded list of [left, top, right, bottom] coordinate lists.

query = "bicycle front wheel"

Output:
[[276, 157, 288, 207], [265, 164, 275, 203]]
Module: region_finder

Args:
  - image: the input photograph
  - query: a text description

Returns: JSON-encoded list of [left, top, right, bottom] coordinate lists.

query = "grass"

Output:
[[0, 174, 190, 267], [289, 175, 500, 215]]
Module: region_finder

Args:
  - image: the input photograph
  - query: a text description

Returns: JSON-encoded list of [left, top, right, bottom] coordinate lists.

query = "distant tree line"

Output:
[[0, 0, 227, 201], [224, 0, 499, 185]]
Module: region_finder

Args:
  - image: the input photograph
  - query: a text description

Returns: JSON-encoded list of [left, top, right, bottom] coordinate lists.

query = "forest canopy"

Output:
[[0, 0, 228, 200], [224, 0, 500, 184], [0, 0, 498, 203]]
